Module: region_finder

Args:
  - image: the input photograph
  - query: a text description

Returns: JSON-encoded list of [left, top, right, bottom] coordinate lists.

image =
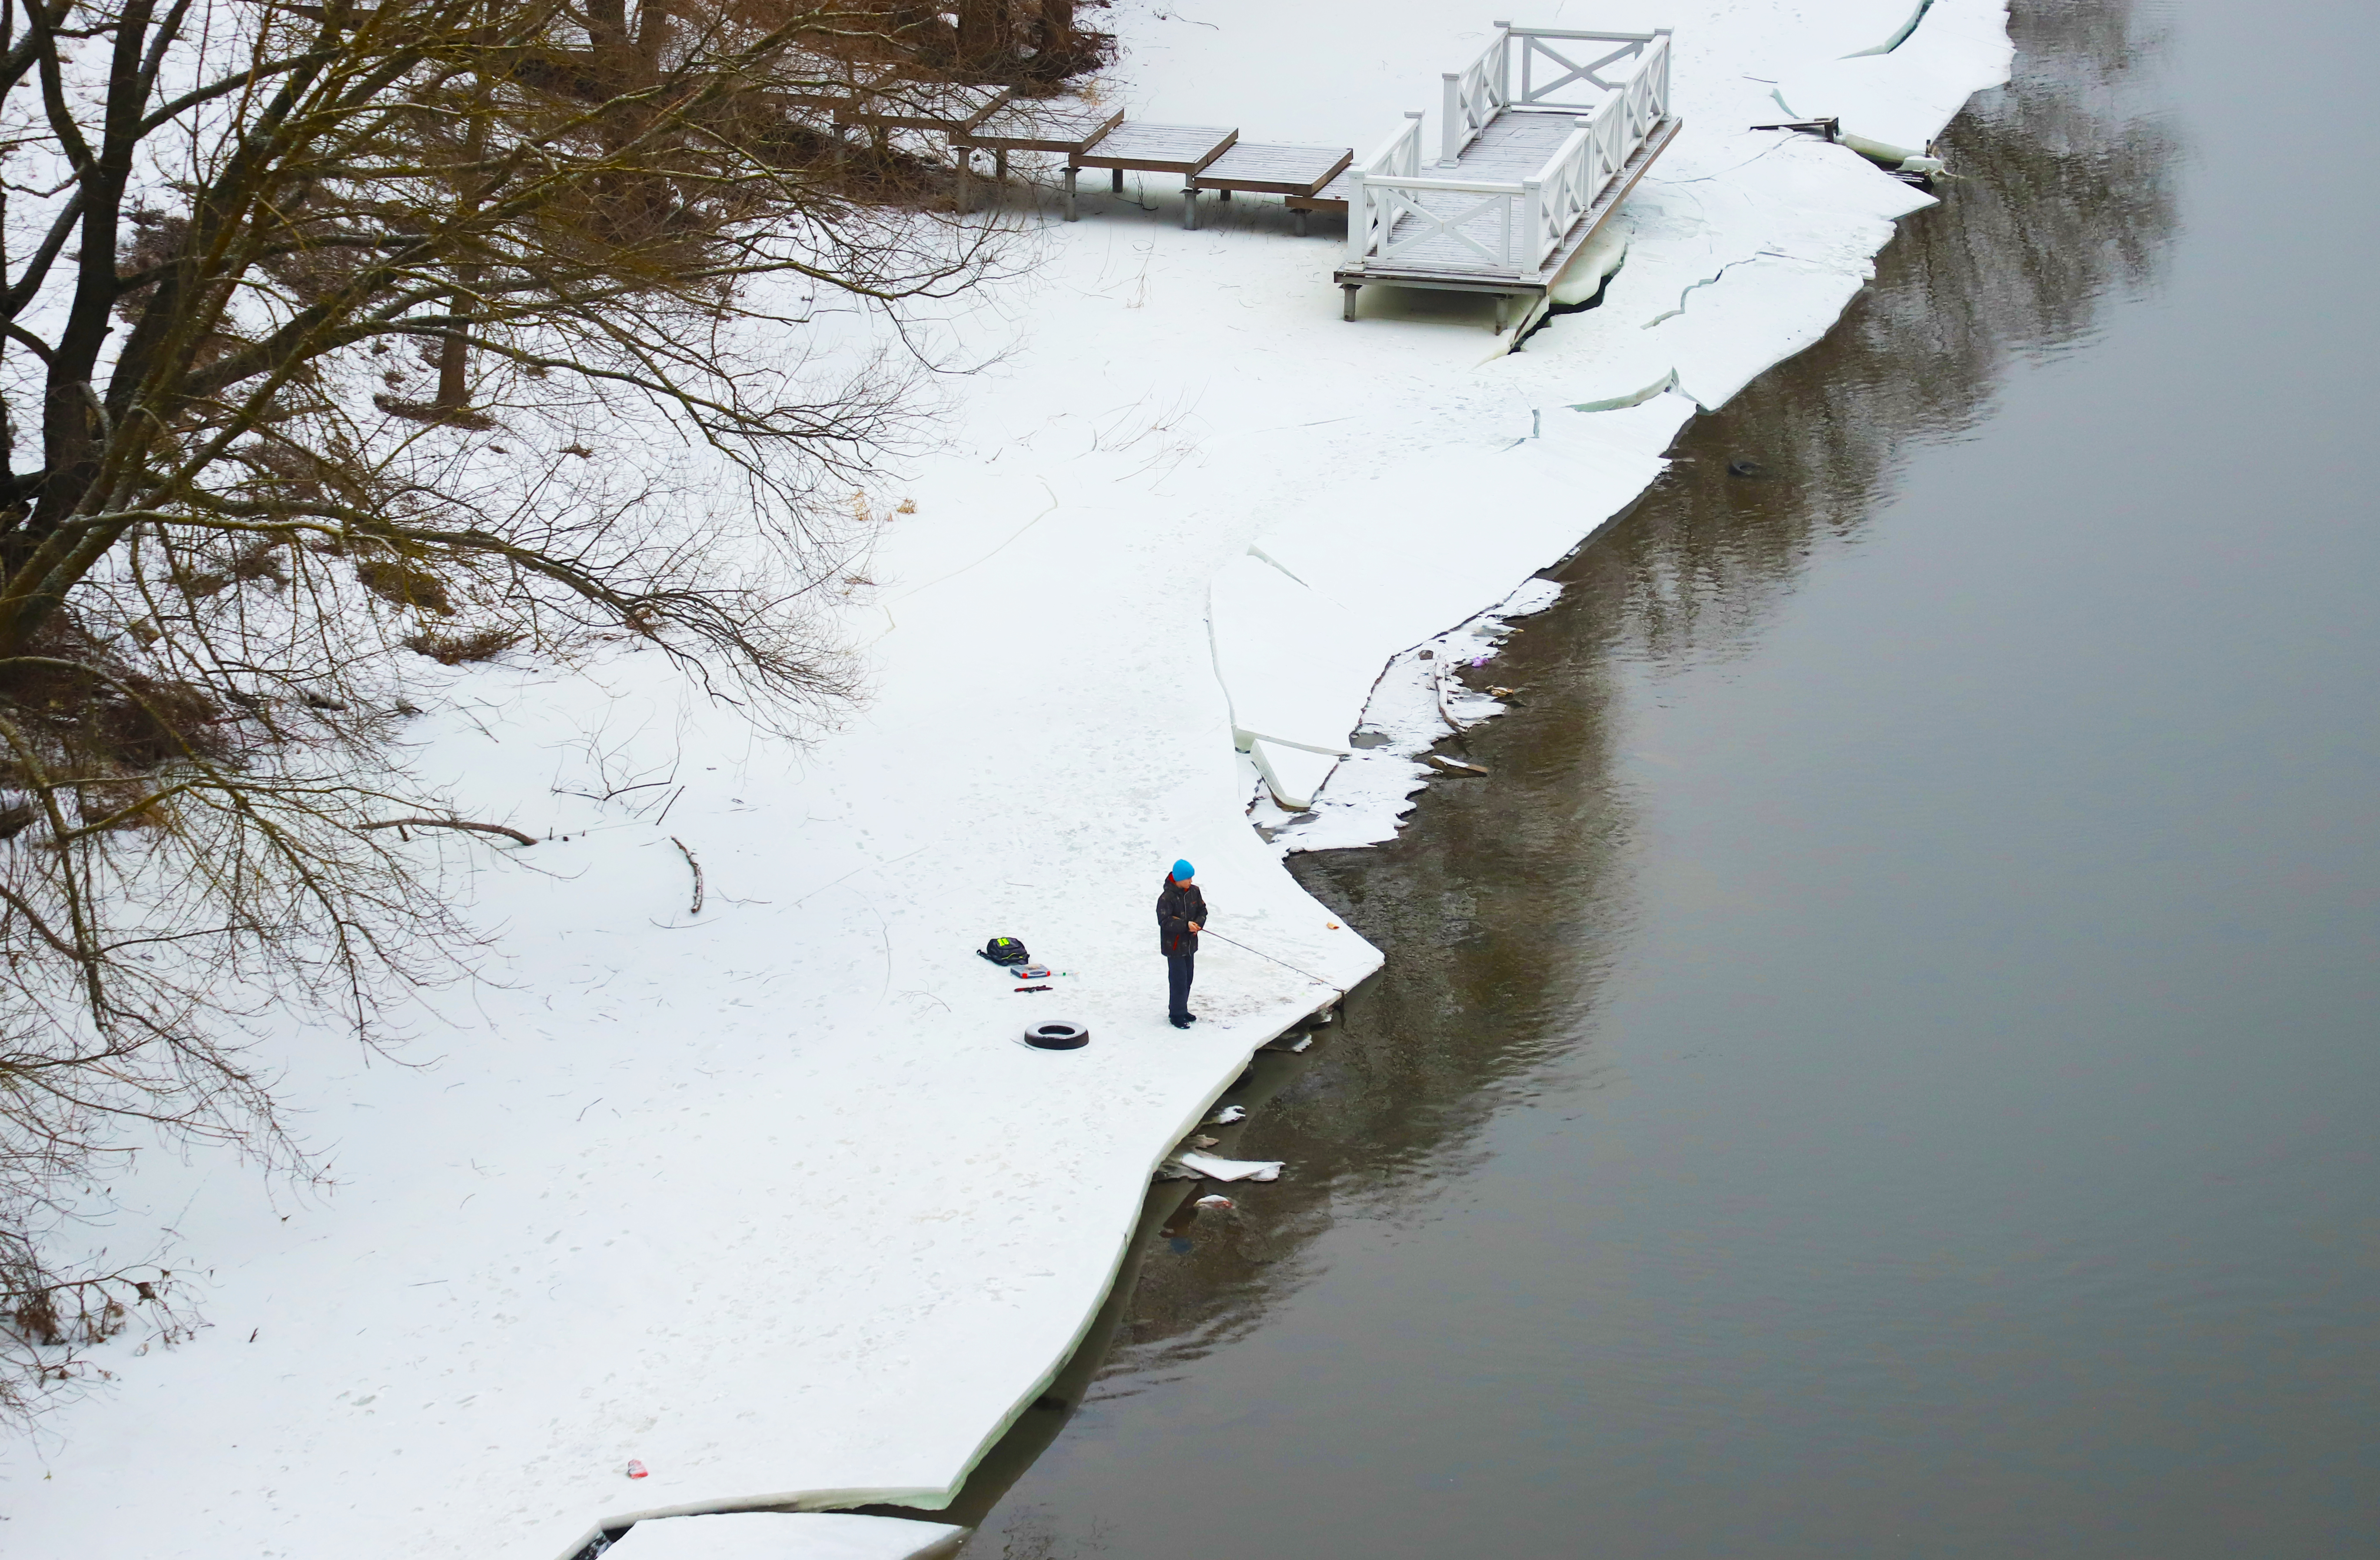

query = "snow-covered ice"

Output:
[[0, 3, 2013, 1556], [1163, 1153, 1284, 1185]]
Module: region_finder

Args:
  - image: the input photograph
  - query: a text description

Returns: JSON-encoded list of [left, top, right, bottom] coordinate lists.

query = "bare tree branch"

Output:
[[0, 0, 1111, 1428], [358, 815, 534, 845]]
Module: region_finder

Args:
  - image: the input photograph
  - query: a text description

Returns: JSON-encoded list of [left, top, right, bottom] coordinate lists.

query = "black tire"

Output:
[[1024, 1021, 1090, 1050]]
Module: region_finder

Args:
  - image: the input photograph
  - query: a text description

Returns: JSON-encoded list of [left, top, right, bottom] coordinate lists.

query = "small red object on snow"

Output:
[[625, 1459, 649, 1479]]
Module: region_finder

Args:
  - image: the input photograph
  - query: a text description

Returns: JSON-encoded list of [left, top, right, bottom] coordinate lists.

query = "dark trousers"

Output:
[[1167, 954, 1195, 1021]]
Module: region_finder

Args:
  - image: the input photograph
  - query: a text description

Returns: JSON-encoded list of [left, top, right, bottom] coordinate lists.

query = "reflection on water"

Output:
[[1585, 0, 2177, 676], [1107, 0, 2183, 1403], [923, 0, 2380, 1553]]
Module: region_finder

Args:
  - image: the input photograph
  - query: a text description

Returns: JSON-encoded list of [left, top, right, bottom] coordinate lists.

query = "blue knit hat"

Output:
[[1172, 859, 1195, 881]]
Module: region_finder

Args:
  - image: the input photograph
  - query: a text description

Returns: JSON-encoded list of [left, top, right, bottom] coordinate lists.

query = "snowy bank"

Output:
[[0, 3, 2010, 1557]]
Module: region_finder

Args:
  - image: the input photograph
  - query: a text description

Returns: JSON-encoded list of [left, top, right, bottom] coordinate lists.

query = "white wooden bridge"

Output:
[[827, 21, 1680, 330]]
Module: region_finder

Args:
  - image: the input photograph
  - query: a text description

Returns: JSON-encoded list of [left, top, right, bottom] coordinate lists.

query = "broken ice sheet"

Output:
[[1166, 1151, 1282, 1183]]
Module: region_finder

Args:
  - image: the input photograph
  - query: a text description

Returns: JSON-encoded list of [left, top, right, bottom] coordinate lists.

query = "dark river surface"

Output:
[[929, 1, 2380, 1554]]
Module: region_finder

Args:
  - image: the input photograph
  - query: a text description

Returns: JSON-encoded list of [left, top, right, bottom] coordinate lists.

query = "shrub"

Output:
[[404, 627, 524, 665]]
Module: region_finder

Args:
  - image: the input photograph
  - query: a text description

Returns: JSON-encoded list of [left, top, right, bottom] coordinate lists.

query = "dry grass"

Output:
[[355, 557, 455, 614], [404, 626, 524, 665]]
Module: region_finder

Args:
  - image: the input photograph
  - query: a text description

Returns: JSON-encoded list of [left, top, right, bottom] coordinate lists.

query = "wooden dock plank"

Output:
[[1071, 122, 1239, 175], [955, 103, 1124, 155], [1190, 142, 1353, 197], [839, 75, 1010, 132], [765, 81, 868, 113], [1286, 168, 1356, 215]]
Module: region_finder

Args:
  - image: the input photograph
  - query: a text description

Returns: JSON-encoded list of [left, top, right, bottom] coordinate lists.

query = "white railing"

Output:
[[1347, 111, 1426, 268], [1513, 25, 1661, 110], [1437, 32, 1510, 167], [1361, 28, 1672, 277], [1440, 23, 1664, 166], [1525, 32, 1671, 265], [1350, 171, 1535, 274]]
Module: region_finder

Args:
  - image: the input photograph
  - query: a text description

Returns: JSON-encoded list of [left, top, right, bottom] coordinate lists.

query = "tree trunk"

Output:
[[956, 0, 1011, 65], [435, 17, 492, 416], [435, 294, 472, 411], [1035, 0, 1081, 69]]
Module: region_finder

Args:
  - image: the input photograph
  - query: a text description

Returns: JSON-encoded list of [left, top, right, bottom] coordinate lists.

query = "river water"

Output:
[[937, 1, 2380, 1554]]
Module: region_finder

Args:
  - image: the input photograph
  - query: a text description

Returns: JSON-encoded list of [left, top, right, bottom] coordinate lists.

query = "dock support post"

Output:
[[1294, 209, 1310, 237], [1342, 284, 1360, 322], [955, 152, 970, 215], [1063, 165, 1079, 221], [996, 149, 1009, 181], [1494, 295, 1510, 334], [1112, 168, 1124, 194], [1183, 182, 1198, 230]]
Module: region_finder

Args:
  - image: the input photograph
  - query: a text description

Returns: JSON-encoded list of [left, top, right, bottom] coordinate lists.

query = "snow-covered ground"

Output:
[[0, 3, 2012, 1556]]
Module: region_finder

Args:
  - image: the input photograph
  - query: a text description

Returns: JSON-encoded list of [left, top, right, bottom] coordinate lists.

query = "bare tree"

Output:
[[0, 0, 1092, 1420]]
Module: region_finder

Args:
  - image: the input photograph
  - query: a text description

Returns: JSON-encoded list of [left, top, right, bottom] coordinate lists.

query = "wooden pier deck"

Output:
[[917, 23, 1681, 327], [952, 102, 1125, 211], [839, 75, 1010, 136], [1063, 123, 1238, 225], [1190, 143, 1354, 233], [1335, 26, 1681, 328], [1337, 110, 1679, 326]]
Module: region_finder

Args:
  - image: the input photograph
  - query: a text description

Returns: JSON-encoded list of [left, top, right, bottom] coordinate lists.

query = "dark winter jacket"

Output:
[[1157, 878, 1207, 957]]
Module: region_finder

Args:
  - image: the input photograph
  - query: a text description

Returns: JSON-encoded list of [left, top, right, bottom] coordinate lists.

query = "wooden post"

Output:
[[1343, 284, 1360, 322], [1294, 208, 1310, 237], [1494, 295, 1510, 334], [1183, 181, 1198, 230], [1111, 168, 1124, 194], [955, 150, 970, 215], [1063, 165, 1079, 221], [1440, 73, 1462, 166], [996, 149, 1009, 181]]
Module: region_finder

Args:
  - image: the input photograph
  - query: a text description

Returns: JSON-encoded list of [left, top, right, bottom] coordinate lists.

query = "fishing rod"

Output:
[[1199, 928, 1346, 995]]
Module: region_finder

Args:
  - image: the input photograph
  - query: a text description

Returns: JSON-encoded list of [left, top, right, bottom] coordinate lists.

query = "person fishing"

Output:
[[1156, 859, 1207, 1029]]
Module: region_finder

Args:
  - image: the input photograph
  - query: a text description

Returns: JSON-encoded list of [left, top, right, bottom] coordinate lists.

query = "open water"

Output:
[[935, 1, 2380, 1553]]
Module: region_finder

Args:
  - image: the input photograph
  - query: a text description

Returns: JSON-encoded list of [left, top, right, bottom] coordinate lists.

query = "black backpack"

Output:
[[981, 937, 1030, 966]]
